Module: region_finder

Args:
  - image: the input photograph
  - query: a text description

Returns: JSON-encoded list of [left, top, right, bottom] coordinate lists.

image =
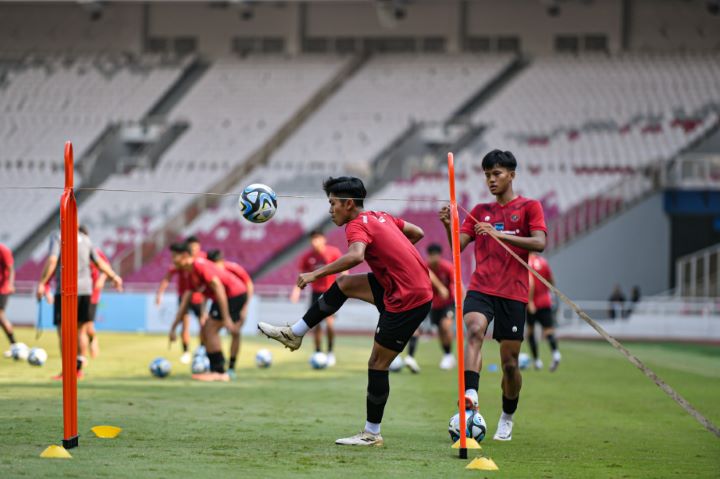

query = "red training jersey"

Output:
[[0, 243, 14, 295], [461, 196, 547, 304], [90, 249, 109, 304], [529, 255, 553, 310], [345, 211, 432, 313], [428, 258, 455, 309], [167, 266, 204, 305], [188, 257, 245, 301], [223, 261, 251, 295], [299, 246, 342, 293]]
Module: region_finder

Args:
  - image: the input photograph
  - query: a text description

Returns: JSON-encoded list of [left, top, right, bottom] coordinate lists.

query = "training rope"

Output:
[[457, 204, 720, 439]]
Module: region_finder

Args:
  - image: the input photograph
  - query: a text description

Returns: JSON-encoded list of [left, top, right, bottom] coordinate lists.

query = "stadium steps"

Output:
[[145, 56, 210, 118], [113, 53, 370, 277]]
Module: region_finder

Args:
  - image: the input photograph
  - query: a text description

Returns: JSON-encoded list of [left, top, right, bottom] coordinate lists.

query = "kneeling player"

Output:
[[259, 176, 432, 446], [439, 150, 546, 441]]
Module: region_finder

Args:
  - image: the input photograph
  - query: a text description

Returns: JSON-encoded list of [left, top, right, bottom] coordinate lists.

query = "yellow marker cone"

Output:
[[91, 425, 122, 438], [466, 457, 499, 471], [451, 438, 482, 449], [40, 445, 72, 459]]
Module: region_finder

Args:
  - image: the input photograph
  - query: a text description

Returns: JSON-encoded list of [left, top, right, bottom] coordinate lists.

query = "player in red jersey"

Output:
[[259, 177, 432, 447], [440, 150, 546, 442], [207, 249, 254, 379], [0, 242, 17, 358], [527, 253, 561, 372], [169, 242, 245, 382], [289, 230, 342, 366]]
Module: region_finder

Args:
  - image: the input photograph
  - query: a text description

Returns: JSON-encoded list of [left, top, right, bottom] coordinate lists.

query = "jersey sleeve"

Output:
[[346, 220, 372, 246], [48, 232, 61, 257], [231, 263, 252, 285], [194, 260, 217, 286], [0, 245, 13, 267], [460, 206, 480, 238], [527, 200, 547, 233], [391, 214, 405, 231]]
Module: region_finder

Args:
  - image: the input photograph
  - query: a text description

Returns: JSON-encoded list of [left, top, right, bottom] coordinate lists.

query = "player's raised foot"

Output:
[[335, 431, 384, 447], [326, 352, 336, 367], [404, 355, 420, 374], [550, 351, 561, 372], [493, 416, 513, 441], [227, 368, 237, 380], [257, 322, 302, 351], [534, 359, 543, 370], [439, 354, 456, 370], [180, 352, 192, 365], [192, 372, 230, 382]]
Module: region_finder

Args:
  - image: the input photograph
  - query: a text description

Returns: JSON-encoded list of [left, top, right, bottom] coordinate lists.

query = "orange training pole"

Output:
[[447, 152, 468, 458], [60, 141, 79, 449]]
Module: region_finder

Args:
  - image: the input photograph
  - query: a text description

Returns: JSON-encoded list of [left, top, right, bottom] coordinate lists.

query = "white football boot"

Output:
[[550, 351, 561, 372], [335, 431, 384, 447], [326, 352, 336, 367], [493, 416, 513, 441], [439, 354, 456, 370], [180, 352, 192, 365], [404, 355, 420, 374], [257, 322, 303, 351]]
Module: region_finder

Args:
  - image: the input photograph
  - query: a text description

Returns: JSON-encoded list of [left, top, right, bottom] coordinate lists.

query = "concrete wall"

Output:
[[629, 0, 720, 52], [547, 193, 671, 301]]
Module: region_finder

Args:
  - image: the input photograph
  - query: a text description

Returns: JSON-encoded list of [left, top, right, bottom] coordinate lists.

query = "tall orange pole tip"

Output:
[[64, 141, 73, 189]]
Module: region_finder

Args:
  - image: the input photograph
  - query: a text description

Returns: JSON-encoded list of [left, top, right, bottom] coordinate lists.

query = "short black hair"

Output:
[[78, 224, 89, 235], [322, 176, 366, 208], [309, 230, 324, 238], [427, 243, 442, 255], [481, 149, 517, 171], [185, 235, 200, 244], [206, 249, 223, 262], [169, 242, 191, 254]]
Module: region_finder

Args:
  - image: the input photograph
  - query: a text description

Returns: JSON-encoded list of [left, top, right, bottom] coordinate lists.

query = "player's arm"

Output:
[[297, 242, 366, 289], [428, 269, 449, 300], [439, 205, 472, 253], [169, 291, 191, 341], [156, 270, 174, 305], [92, 254, 123, 290], [528, 274, 536, 314], [7, 262, 15, 294], [475, 224, 546, 252], [36, 255, 58, 301], [401, 221, 424, 245]]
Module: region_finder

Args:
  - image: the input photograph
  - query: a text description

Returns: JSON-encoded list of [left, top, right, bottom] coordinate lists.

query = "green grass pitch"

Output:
[[1, 330, 719, 478]]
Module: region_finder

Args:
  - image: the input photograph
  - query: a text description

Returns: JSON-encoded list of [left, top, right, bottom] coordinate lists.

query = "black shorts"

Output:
[[53, 294, 92, 326], [310, 291, 324, 307], [527, 308, 554, 329], [178, 296, 203, 319], [88, 302, 98, 322], [210, 294, 247, 324], [368, 273, 432, 352], [463, 291, 526, 342], [0, 294, 8, 310], [430, 305, 454, 326]]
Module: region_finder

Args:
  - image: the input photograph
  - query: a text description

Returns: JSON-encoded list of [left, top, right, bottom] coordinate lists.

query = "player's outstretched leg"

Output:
[[494, 340, 522, 441], [462, 311, 489, 411], [326, 315, 336, 367]]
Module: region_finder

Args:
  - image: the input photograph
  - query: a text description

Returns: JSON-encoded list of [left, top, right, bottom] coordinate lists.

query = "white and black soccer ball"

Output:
[[389, 355, 404, 372], [27, 347, 48, 367], [518, 352, 530, 370], [239, 183, 277, 224], [255, 349, 272, 368], [309, 352, 328, 370], [150, 357, 172, 378], [448, 410, 487, 443], [193, 345, 207, 358], [191, 355, 210, 374], [11, 342, 30, 361]]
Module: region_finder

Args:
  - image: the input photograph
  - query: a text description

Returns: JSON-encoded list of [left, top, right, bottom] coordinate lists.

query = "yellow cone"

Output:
[[91, 425, 122, 438], [451, 438, 482, 449], [466, 457, 499, 471], [40, 445, 72, 459]]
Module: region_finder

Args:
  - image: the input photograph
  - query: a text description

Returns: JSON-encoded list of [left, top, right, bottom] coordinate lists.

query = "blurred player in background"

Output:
[[527, 253, 561, 371], [207, 249, 253, 379], [156, 234, 207, 363], [81, 225, 108, 359], [0, 242, 17, 357], [289, 230, 342, 366], [439, 149, 546, 441], [259, 176, 432, 446]]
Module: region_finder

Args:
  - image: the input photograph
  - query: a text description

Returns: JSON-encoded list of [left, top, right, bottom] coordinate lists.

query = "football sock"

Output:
[[228, 356, 237, 370], [6, 332, 16, 344], [327, 336, 334, 353], [528, 332, 538, 359], [464, 370, 480, 393], [291, 320, 310, 337], [76, 356, 85, 371], [207, 351, 225, 373], [301, 283, 348, 330], [364, 421, 381, 435], [182, 342, 189, 353], [366, 369, 390, 424], [547, 334, 558, 352], [502, 395, 519, 415], [442, 343, 451, 355], [407, 336, 418, 357]]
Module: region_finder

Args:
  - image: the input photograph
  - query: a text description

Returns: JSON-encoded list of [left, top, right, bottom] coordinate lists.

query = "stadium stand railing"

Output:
[[676, 243, 720, 298]]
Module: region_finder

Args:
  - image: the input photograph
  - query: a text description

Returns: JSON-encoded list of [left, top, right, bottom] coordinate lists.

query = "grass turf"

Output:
[[1, 330, 719, 478]]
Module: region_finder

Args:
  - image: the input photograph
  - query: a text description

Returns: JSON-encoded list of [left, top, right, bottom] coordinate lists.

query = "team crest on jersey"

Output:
[[511, 214, 519, 222]]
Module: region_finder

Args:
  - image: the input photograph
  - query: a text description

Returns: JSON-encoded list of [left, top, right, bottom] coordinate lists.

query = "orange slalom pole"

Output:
[[447, 152, 468, 458], [60, 141, 79, 449]]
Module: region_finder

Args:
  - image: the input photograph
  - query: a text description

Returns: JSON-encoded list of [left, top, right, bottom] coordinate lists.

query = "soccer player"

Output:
[[168, 242, 245, 382], [207, 249, 253, 379], [527, 253, 561, 371], [37, 228, 123, 378], [258, 176, 433, 446], [0, 242, 17, 358], [289, 230, 342, 366], [82, 225, 108, 358], [439, 149, 546, 441]]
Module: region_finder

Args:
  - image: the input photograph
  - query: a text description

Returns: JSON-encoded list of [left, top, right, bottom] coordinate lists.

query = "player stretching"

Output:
[[169, 242, 245, 382], [207, 249, 253, 379], [289, 230, 342, 366], [527, 253, 561, 371], [258, 176, 432, 446], [0, 242, 17, 357], [439, 150, 546, 441]]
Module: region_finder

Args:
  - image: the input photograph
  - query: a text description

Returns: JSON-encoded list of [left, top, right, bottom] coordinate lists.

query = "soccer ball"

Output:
[[255, 349, 272, 368], [191, 355, 211, 374], [239, 183, 277, 224], [193, 345, 206, 358], [309, 352, 328, 369], [389, 355, 404, 372], [518, 352, 530, 370], [27, 347, 48, 367], [11, 342, 30, 361], [448, 410, 487, 443], [150, 357, 171, 378]]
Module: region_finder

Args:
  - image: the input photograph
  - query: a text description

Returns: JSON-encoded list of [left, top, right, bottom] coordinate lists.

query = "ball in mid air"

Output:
[[239, 183, 277, 223]]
